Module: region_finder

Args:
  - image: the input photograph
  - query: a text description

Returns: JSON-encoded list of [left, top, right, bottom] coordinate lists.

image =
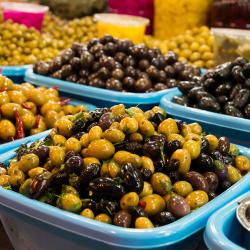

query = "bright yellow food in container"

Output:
[[94, 13, 149, 43]]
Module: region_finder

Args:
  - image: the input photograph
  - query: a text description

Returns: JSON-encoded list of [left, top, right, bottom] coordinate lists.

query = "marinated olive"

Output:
[[120, 192, 139, 210], [173, 181, 193, 197], [19, 153, 40, 173], [95, 213, 112, 224], [185, 190, 209, 209], [151, 173, 172, 195], [166, 195, 191, 218], [80, 208, 95, 219], [135, 217, 154, 229], [170, 149, 191, 174], [113, 210, 132, 228], [185, 171, 209, 192]]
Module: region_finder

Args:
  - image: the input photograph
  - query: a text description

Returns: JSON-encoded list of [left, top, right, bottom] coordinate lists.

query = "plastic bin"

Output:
[[0, 142, 250, 250], [160, 88, 250, 147], [0, 65, 31, 83], [0, 98, 97, 154], [94, 13, 149, 43], [0, 2, 48, 31], [25, 69, 174, 109], [204, 191, 250, 250]]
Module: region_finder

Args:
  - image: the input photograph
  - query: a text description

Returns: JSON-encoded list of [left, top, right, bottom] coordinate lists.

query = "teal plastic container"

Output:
[[25, 69, 176, 109], [160, 88, 250, 147], [0, 142, 250, 250], [1, 65, 31, 83], [204, 191, 250, 250], [0, 98, 97, 154]]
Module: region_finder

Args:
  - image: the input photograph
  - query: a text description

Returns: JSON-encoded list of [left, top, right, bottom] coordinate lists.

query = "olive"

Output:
[[186, 191, 209, 209], [224, 105, 244, 118], [113, 210, 132, 228], [140, 194, 166, 216], [185, 171, 209, 192], [123, 77, 135, 90], [106, 78, 123, 91], [170, 149, 191, 174], [213, 160, 228, 181], [135, 217, 154, 229], [151, 172, 172, 195], [153, 211, 176, 226], [173, 181, 193, 197], [219, 180, 232, 192], [166, 195, 191, 218], [114, 151, 142, 168], [143, 141, 161, 159], [49, 146, 65, 167], [214, 82, 232, 96], [95, 213, 112, 224], [19, 178, 32, 196], [158, 118, 179, 136], [81, 208, 95, 219], [183, 140, 201, 160], [203, 172, 219, 192], [228, 166, 242, 184], [244, 104, 250, 118], [232, 66, 245, 83], [134, 78, 152, 92], [233, 88, 249, 109], [198, 97, 221, 112], [229, 84, 243, 99], [206, 134, 218, 152], [193, 153, 213, 172], [244, 79, 250, 89], [19, 153, 40, 173], [201, 137, 209, 153], [128, 206, 148, 219], [235, 155, 250, 172], [138, 59, 150, 71], [64, 156, 83, 175], [178, 81, 196, 94], [120, 192, 139, 210], [218, 137, 230, 154]]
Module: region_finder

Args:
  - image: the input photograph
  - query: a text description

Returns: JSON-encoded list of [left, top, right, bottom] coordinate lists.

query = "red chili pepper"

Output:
[[0, 87, 8, 92], [34, 115, 42, 129], [14, 109, 25, 139], [22, 103, 32, 110], [138, 201, 146, 209], [59, 98, 71, 106], [51, 85, 58, 90]]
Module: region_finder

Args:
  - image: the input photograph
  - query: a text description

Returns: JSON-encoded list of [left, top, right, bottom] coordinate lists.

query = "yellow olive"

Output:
[[80, 133, 90, 147], [111, 104, 125, 116], [0, 120, 16, 141], [81, 208, 95, 219], [41, 101, 61, 116], [129, 133, 144, 142], [19, 153, 40, 172], [185, 133, 201, 142], [65, 138, 81, 153], [158, 118, 179, 136], [139, 181, 153, 198], [83, 157, 100, 167], [120, 192, 139, 210], [58, 193, 82, 212], [28, 167, 46, 178], [102, 128, 125, 143], [135, 217, 154, 229], [95, 213, 112, 224], [167, 133, 185, 146], [152, 106, 165, 114], [186, 190, 209, 209], [49, 146, 65, 166], [21, 112, 36, 130], [82, 139, 115, 160], [173, 181, 193, 197], [0, 91, 10, 105], [1, 103, 22, 119], [228, 166, 242, 184], [53, 134, 66, 146], [119, 117, 138, 134], [62, 185, 79, 196], [109, 122, 120, 129], [29, 89, 47, 106], [24, 101, 37, 115], [100, 160, 120, 178], [141, 156, 155, 174], [206, 134, 218, 152], [62, 105, 77, 115], [45, 110, 60, 128], [170, 149, 191, 174], [88, 126, 103, 142], [151, 172, 172, 195], [183, 140, 201, 160], [188, 123, 202, 135], [0, 175, 10, 187], [140, 194, 166, 216], [8, 90, 27, 104], [19, 178, 32, 196], [113, 151, 142, 168], [235, 156, 250, 172], [138, 119, 155, 137], [181, 124, 192, 137], [9, 170, 25, 187], [55, 117, 73, 138]]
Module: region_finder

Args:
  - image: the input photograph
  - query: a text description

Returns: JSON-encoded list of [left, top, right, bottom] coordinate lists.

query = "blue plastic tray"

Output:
[[25, 69, 177, 109], [204, 191, 250, 250], [0, 141, 249, 250], [0, 98, 97, 154], [0, 65, 31, 83], [160, 88, 250, 147]]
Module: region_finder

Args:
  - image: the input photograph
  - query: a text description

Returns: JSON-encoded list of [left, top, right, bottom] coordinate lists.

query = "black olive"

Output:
[[147, 65, 159, 80], [219, 180, 231, 192], [65, 156, 83, 174], [244, 104, 250, 118], [113, 210, 132, 228], [98, 112, 115, 131], [167, 79, 178, 88], [134, 78, 152, 92], [198, 97, 221, 112], [172, 96, 188, 106], [140, 168, 152, 181], [123, 76, 135, 90], [243, 62, 250, 77], [153, 211, 176, 226], [232, 65, 245, 83], [103, 42, 117, 56], [234, 57, 249, 66], [154, 159, 167, 172], [97, 199, 119, 216], [211, 150, 223, 161], [143, 140, 162, 159], [173, 62, 185, 75], [80, 51, 94, 67], [65, 151, 78, 162], [208, 192, 217, 200], [125, 66, 137, 78], [117, 39, 134, 53], [224, 105, 244, 118], [203, 78, 218, 91], [244, 79, 250, 89], [114, 52, 126, 62], [71, 119, 86, 135], [106, 78, 123, 91], [34, 61, 50, 75], [138, 59, 150, 71], [168, 170, 180, 183], [16, 144, 29, 160], [157, 70, 167, 83], [66, 74, 79, 83], [123, 55, 136, 67], [164, 52, 178, 65], [152, 57, 166, 69], [201, 137, 209, 153], [217, 95, 229, 105], [61, 48, 75, 63], [193, 153, 213, 172], [127, 206, 148, 219], [53, 171, 68, 186], [187, 86, 205, 100], [154, 83, 168, 91], [112, 68, 124, 80], [100, 35, 115, 44], [165, 140, 182, 156], [218, 137, 230, 154], [96, 67, 111, 80], [131, 45, 148, 59], [89, 78, 106, 88], [149, 112, 166, 125], [213, 62, 232, 81], [30, 145, 49, 162], [178, 81, 196, 94], [125, 142, 143, 155], [233, 88, 250, 108], [214, 82, 232, 96], [164, 65, 175, 78], [203, 172, 219, 192]]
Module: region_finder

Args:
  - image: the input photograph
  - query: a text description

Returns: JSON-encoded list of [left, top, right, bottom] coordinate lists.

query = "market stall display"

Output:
[[33, 35, 200, 93], [0, 104, 249, 230], [171, 57, 250, 119], [144, 26, 215, 68], [0, 75, 90, 144]]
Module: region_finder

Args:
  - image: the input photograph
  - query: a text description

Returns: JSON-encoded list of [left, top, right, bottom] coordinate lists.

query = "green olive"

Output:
[[49, 146, 65, 167], [173, 181, 193, 197], [0, 120, 16, 141], [1, 103, 22, 119], [120, 192, 139, 210], [183, 140, 201, 160], [41, 101, 61, 116], [186, 190, 209, 209], [19, 153, 40, 172], [100, 160, 120, 178], [65, 137, 81, 153], [111, 104, 125, 116], [138, 119, 155, 137], [235, 155, 250, 172], [167, 133, 185, 146], [19, 178, 32, 196], [80, 133, 90, 147], [139, 181, 153, 198], [82, 139, 115, 160], [102, 128, 125, 143], [0, 175, 10, 187], [188, 123, 202, 135], [140, 194, 166, 216], [158, 118, 179, 136], [83, 157, 100, 167], [53, 134, 66, 146], [228, 166, 242, 184], [28, 167, 46, 178], [8, 90, 27, 104], [170, 149, 191, 174], [151, 172, 172, 195], [135, 217, 154, 229], [206, 134, 218, 152], [141, 156, 155, 174], [129, 132, 144, 142], [62, 185, 79, 196], [81, 208, 95, 219], [185, 133, 201, 142], [181, 124, 192, 137], [55, 117, 73, 138], [9, 169, 25, 187], [113, 151, 142, 168], [95, 213, 112, 224], [88, 126, 103, 142], [57, 193, 82, 212], [21, 112, 36, 130], [119, 117, 138, 134], [0, 91, 10, 105]]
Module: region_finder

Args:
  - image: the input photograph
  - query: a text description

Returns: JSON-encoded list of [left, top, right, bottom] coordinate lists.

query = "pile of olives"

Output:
[[144, 26, 215, 69], [1, 104, 249, 229], [34, 35, 200, 93], [0, 75, 87, 143], [173, 57, 250, 119]]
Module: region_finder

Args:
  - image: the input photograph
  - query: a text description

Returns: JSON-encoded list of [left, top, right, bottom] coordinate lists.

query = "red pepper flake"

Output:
[[138, 201, 146, 209], [22, 103, 32, 110], [59, 98, 71, 106], [34, 114, 42, 129], [14, 109, 25, 139], [51, 85, 58, 90], [0, 87, 8, 92]]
